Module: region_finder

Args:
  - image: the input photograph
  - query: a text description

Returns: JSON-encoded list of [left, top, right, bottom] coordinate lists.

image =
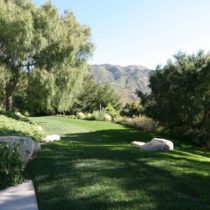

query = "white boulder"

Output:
[[131, 138, 174, 151], [0, 136, 41, 164], [131, 141, 146, 148], [43, 134, 61, 142]]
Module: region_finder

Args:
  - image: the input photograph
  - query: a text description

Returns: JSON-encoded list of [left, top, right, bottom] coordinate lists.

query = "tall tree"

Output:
[[0, 0, 93, 111], [71, 75, 121, 113], [146, 51, 210, 145]]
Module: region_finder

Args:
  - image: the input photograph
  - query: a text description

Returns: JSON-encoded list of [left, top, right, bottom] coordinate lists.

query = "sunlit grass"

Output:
[[0, 114, 45, 141]]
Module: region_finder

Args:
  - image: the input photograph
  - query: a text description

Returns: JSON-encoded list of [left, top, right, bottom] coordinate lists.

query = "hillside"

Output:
[[91, 64, 152, 103]]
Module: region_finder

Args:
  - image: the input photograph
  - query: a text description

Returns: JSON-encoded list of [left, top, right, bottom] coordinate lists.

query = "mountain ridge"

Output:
[[91, 64, 153, 103]]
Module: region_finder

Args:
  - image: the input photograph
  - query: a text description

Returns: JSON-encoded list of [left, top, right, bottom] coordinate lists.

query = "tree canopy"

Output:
[[71, 75, 122, 114], [0, 0, 93, 111], [143, 51, 210, 145]]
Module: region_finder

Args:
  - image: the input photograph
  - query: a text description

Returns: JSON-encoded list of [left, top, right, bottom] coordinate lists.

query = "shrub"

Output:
[[0, 114, 45, 141], [85, 113, 94, 120], [59, 114, 77, 119], [103, 113, 112, 121], [92, 110, 110, 121], [92, 110, 103, 121], [0, 143, 24, 190], [67, 115, 77, 119], [113, 116, 123, 123], [77, 112, 85, 119], [120, 103, 142, 117], [116, 115, 157, 132], [106, 103, 119, 118], [132, 116, 157, 132]]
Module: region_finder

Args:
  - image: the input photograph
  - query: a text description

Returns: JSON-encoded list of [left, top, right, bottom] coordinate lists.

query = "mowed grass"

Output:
[[28, 116, 210, 210]]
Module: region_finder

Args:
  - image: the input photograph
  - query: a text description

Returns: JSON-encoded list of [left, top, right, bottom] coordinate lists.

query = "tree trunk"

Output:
[[5, 78, 17, 112]]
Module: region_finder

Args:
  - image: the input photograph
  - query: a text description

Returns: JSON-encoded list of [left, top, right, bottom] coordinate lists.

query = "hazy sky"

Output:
[[34, 0, 210, 69]]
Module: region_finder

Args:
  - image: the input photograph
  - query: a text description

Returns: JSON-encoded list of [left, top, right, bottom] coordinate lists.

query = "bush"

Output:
[[85, 113, 94, 120], [92, 110, 111, 121], [58, 114, 77, 119], [117, 115, 157, 132], [103, 113, 112, 121], [120, 103, 143, 117], [92, 110, 103, 121], [106, 103, 119, 118], [77, 112, 85, 119], [113, 116, 123, 123], [67, 115, 77, 119], [132, 116, 157, 132], [0, 114, 45, 142], [0, 142, 24, 190]]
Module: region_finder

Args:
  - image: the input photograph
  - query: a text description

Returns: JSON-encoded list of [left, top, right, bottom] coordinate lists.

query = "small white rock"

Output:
[[43, 135, 61, 142]]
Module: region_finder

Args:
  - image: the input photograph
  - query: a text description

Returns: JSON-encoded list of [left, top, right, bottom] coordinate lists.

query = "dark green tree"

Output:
[[120, 102, 142, 117], [71, 75, 122, 113], [146, 51, 210, 145]]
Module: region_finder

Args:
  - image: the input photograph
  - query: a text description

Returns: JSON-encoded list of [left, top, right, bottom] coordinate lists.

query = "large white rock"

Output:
[[131, 141, 146, 148], [0, 136, 41, 164], [43, 135, 61, 142], [131, 138, 174, 151]]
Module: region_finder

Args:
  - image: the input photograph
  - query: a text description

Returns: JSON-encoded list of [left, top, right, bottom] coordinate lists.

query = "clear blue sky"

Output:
[[34, 0, 210, 69]]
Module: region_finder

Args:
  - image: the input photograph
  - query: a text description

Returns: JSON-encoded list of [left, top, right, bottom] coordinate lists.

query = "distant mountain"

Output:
[[91, 64, 153, 103]]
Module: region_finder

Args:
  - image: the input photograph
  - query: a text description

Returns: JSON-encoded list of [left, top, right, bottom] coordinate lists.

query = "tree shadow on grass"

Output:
[[27, 129, 210, 210], [64, 129, 154, 145]]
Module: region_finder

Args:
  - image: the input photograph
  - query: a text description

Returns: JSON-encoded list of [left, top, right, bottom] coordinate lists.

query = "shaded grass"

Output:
[[28, 117, 210, 210]]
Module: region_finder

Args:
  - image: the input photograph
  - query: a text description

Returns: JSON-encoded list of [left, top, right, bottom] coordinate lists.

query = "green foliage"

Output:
[[120, 102, 143, 117], [0, 0, 93, 112], [14, 65, 90, 115], [77, 112, 85, 120], [27, 69, 55, 115], [0, 110, 30, 122], [92, 110, 112, 121], [85, 113, 94, 120], [0, 65, 10, 105], [136, 90, 150, 106], [0, 114, 45, 141], [146, 51, 210, 145], [53, 63, 89, 113], [115, 115, 157, 132], [0, 142, 24, 190], [105, 103, 120, 118], [13, 72, 30, 112], [103, 113, 112, 121], [71, 75, 122, 113]]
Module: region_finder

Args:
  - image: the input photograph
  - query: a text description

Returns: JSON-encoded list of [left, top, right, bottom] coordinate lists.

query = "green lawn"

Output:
[[28, 116, 210, 210]]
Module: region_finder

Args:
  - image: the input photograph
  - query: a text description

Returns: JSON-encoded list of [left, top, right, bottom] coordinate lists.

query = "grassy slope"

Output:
[[0, 114, 44, 141], [28, 116, 210, 210]]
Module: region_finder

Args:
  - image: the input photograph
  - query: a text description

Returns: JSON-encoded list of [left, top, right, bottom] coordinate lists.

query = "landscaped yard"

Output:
[[28, 116, 210, 210]]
